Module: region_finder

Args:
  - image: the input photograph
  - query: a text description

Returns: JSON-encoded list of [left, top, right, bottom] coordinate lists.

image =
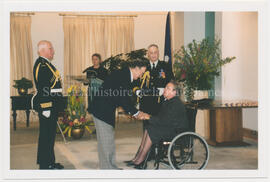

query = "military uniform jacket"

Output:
[[147, 60, 174, 89], [32, 56, 63, 112], [134, 60, 174, 115]]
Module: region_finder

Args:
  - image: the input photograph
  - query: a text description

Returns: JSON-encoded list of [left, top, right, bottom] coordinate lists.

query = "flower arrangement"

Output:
[[61, 85, 94, 137], [173, 37, 236, 101]]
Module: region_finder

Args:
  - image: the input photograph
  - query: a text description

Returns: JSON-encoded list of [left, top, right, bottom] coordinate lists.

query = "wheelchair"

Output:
[[142, 106, 210, 170]]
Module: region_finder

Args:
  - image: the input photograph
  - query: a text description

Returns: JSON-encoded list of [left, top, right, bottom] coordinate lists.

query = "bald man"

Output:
[[32, 40, 64, 169]]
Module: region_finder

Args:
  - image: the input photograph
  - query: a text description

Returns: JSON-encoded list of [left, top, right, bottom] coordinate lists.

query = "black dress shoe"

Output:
[[49, 163, 64, 169], [133, 161, 147, 169], [126, 161, 135, 167]]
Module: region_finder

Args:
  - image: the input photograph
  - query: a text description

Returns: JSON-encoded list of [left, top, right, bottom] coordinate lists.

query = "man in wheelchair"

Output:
[[126, 80, 189, 169]]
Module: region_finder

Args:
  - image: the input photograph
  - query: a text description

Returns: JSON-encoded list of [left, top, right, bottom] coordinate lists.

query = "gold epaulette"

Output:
[[40, 102, 52, 108]]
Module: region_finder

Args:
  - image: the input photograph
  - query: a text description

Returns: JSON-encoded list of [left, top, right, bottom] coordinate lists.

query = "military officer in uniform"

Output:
[[125, 44, 174, 165], [32, 40, 64, 169], [137, 44, 174, 127]]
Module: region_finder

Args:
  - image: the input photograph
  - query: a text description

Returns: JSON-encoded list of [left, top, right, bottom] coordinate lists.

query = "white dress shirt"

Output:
[[150, 60, 158, 69]]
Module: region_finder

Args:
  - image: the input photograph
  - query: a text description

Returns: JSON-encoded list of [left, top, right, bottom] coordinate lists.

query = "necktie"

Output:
[[152, 63, 155, 70]]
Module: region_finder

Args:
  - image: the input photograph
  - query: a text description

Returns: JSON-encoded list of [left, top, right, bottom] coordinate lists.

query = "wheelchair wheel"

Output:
[[168, 132, 209, 170]]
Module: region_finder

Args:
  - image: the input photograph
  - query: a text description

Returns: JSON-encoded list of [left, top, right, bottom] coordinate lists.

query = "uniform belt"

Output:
[[40, 102, 53, 108], [51, 88, 63, 93]]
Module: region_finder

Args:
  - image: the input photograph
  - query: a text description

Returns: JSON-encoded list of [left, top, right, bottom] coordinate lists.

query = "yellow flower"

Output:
[[73, 119, 79, 124], [81, 87, 87, 93], [67, 85, 74, 94]]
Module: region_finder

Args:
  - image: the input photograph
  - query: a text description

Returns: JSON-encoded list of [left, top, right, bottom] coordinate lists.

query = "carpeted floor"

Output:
[[10, 116, 258, 170]]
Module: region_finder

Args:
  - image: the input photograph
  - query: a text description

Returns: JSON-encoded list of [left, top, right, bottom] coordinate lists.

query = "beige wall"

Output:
[[220, 12, 258, 130], [172, 12, 184, 53], [221, 12, 258, 101], [31, 12, 169, 79], [134, 12, 167, 58], [31, 13, 64, 77]]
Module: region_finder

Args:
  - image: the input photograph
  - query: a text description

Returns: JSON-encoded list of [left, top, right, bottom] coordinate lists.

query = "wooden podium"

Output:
[[196, 100, 258, 146]]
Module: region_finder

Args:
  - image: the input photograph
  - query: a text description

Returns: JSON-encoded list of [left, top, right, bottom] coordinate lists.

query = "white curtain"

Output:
[[63, 16, 135, 91], [10, 14, 34, 122], [10, 15, 34, 96]]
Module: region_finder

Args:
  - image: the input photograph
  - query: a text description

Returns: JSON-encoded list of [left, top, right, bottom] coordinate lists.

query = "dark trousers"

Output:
[[37, 110, 57, 169]]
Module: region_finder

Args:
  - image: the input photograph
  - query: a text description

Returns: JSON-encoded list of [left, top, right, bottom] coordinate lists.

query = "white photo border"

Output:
[[0, 0, 269, 181]]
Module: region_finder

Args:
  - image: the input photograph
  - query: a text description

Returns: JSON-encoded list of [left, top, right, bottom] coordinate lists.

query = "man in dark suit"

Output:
[[91, 59, 149, 169], [32, 40, 64, 170]]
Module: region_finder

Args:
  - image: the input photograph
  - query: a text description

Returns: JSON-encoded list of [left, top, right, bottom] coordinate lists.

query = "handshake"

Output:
[[134, 111, 151, 120], [135, 88, 164, 98]]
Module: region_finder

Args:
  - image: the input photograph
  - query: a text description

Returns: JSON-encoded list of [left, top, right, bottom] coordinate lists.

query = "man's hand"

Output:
[[143, 113, 150, 120], [135, 111, 151, 120]]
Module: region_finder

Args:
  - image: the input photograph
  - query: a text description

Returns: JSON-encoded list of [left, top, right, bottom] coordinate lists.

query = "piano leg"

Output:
[[12, 109, 17, 131], [26, 110, 30, 127]]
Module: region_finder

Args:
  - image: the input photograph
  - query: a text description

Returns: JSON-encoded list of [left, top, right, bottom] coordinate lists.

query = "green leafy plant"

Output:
[[101, 48, 148, 74], [13, 77, 33, 90], [173, 37, 236, 101]]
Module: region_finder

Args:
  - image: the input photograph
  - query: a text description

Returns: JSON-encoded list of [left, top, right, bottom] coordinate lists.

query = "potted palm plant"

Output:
[[173, 37, 236, 102], [13, 77, 33, 95]]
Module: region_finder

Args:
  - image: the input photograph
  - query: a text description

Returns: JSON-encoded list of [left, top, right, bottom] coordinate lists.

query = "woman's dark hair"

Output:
[[92, 53, 102, 61], [128, 58, 148, 68]]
